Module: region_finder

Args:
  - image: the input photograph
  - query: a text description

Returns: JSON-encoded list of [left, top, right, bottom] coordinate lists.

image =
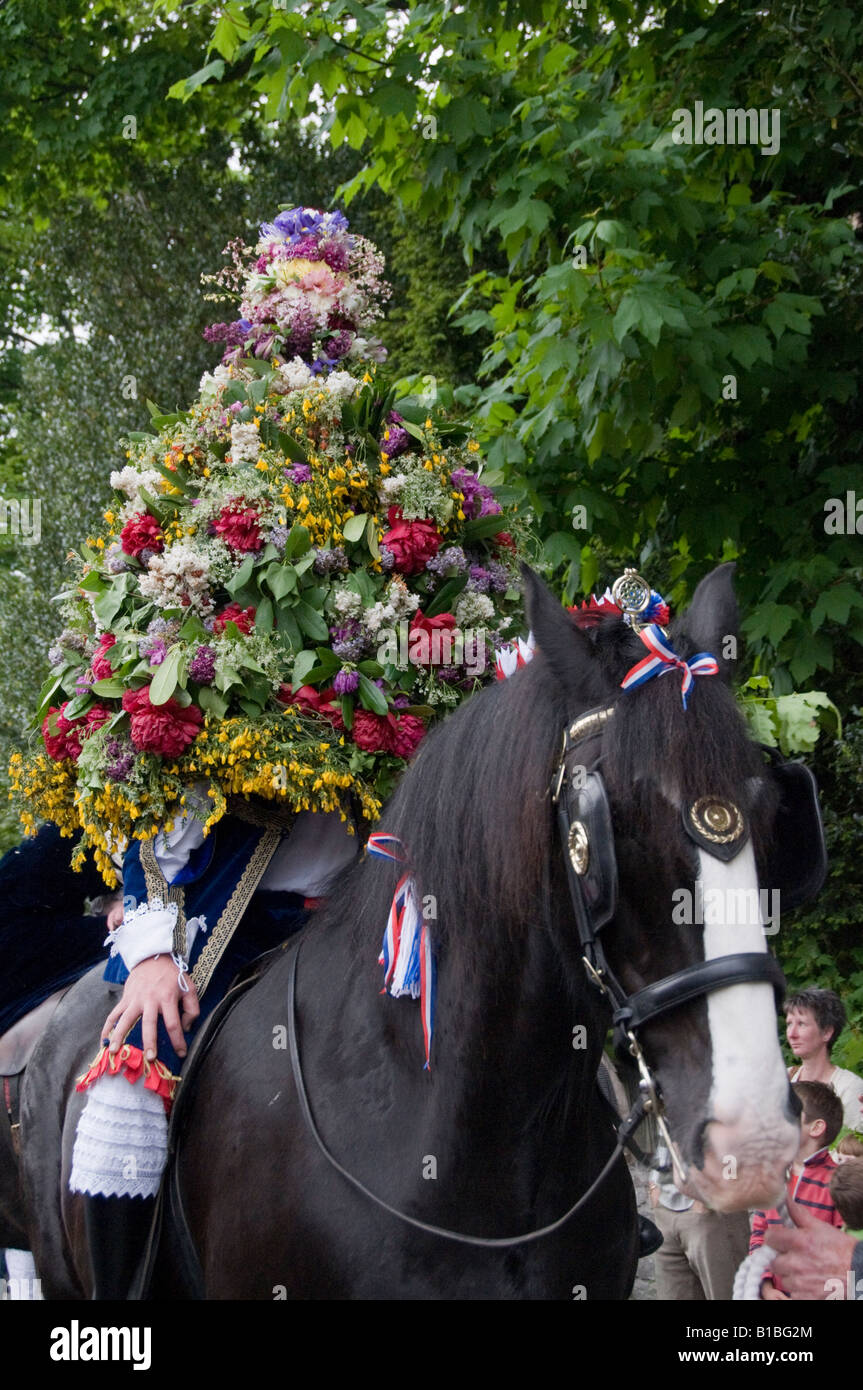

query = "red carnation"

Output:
[[85, 702, 112, 734], [42, 703, 84, 762], [212, 602, 256, 635], [352, 709, 425, 758], [409, 610, 457, 667], [121, 686, 203, 757], [214, 501, 263, 553], [277, 683, 344, 731], [120, 511, 164, 558], [493, 532, 516, 552], [382, 506, 441, 576], [91, 633, 116, 681]]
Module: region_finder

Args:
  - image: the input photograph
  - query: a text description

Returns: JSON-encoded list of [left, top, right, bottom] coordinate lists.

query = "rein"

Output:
[[287, 941, 646, 1247], [286, 699, 786, 1244]]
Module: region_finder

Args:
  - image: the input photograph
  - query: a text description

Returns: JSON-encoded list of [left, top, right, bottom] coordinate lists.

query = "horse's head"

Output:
[[524, 564, 809, 1212]]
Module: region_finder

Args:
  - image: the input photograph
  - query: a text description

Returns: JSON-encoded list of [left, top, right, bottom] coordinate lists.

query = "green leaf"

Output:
[[36, 672, 64, 719], [267, 564, 298, 601], [149, 646, 184, 706], [342, 512, 369, 543], [292, 650, 318, 687], [366, 515, 380, 560], [90, 679, 124, 698], [255, 596, 274, 632], [357, 660, 385, 678], [275, 604, 303, 653], [358, 673, 388, 715], [92, 584, 126, 629], [198, 686, 229, 719], [226, 555, 256, 596], [340, 694, 354, 731], [463, 513, 506, 542], [282, 526, 310, 560], [294, 600, 329, 642], [425, 574, 468, 618], [279, 432, 309, 464]]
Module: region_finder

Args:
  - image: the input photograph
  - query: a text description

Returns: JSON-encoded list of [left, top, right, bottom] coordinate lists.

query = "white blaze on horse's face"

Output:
[[687, 843, 799, 1212]]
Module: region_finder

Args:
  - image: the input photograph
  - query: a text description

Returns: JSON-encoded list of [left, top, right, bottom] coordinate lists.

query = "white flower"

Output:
[[363, 601, 396, 638], [379, 474, 405, 502], [138, 543, 214, 614], [332, 588, 363, 620], [278, 356, 314, 393], [321, 370, 359, 401], [110, 465, 164, 502], [229, 421, 260, 466], [456, 592, 495, 627], [198, 365, 232, 403], [385, 576, 420, 620]]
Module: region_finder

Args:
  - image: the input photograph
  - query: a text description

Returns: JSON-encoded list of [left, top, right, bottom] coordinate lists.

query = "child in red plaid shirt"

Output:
[[750, 1081, 845, 1300]]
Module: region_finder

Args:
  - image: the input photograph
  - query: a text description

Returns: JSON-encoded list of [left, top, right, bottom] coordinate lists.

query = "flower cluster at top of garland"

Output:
[[11, 207, 526, 884]]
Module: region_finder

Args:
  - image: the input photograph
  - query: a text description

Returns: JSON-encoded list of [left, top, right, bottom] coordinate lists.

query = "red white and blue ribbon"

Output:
[[621, 624, 719, 709], [367, 832, 436, 1068]]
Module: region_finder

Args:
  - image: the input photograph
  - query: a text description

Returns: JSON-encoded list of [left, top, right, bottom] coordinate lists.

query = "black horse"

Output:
[[19, 564, 804, 1298]]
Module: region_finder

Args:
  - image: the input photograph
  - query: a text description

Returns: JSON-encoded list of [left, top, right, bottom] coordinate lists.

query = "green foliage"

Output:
[[172, 0, 863, 704], [777, 717, 863, 1074]]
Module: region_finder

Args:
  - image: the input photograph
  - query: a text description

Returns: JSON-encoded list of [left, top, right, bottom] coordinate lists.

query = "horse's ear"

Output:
[[672, 562, 738, 680], [521, 565, 595, 691]]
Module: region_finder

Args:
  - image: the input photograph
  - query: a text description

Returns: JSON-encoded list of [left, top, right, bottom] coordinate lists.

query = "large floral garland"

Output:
[[11, 207, 525, 884]]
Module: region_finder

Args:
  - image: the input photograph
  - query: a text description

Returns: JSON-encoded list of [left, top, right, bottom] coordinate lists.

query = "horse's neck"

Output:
[[420, 919, 605, 1150]]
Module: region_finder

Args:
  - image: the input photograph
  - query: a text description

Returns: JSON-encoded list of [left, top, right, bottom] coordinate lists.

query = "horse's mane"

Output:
[[341, 606, 774, 984]]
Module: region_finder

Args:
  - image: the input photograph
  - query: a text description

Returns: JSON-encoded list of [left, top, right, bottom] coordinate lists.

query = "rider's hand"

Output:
[[106, 899, 124, 931], [101, 955, 200, 1062]]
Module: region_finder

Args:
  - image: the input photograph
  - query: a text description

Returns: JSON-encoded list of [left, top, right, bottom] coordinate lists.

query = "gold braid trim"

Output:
[[191, 829, 282, 999], [141, 837, 188, 959]]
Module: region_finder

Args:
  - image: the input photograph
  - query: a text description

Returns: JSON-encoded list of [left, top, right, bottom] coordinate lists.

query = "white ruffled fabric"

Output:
[[69, 1072, 168, 1199]]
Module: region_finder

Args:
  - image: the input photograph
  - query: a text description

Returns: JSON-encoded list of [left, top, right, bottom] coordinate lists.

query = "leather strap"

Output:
[[615, 952, 786, 1033]]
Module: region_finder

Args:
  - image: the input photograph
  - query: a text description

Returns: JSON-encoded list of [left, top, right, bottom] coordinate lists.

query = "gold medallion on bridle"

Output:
[[688, 797, 744, 844], [568, 821, 590, 875]]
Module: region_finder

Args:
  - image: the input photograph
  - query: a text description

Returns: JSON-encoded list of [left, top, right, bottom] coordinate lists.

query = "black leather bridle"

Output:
[[552, 701, 827, 1176]]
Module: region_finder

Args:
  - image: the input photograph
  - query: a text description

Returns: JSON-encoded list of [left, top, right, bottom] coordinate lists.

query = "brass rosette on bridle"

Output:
[[684, 795, 748, 861]]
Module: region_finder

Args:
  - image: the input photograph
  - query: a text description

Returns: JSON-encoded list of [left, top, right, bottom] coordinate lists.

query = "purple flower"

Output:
[[147, 639, 168, 666], [450, 468, 501, 521], [468, 564, 491, 594], [313, 546, 348, 575], [106, 751, 135, 782], [270, 523, 288, 554], [333, 668, 360, 695], [75, 674, 94, 695], [486, 560, 511, 594], [330, 620, 366, 662], [380, 545, 395, 572], [188, 644, 217, 684], [266, 208, 323, 243], [379, 425, 409, 458], [426, 545, 467, 578], [285, 463, 311, 484]]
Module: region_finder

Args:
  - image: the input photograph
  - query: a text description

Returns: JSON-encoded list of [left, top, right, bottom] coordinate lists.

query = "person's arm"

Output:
[[100, 816, 206, 1061]]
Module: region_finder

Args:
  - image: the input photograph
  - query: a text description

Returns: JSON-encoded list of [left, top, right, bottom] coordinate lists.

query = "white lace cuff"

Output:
[[104, 900, 208, 976], [104, 898, 178, 972]]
